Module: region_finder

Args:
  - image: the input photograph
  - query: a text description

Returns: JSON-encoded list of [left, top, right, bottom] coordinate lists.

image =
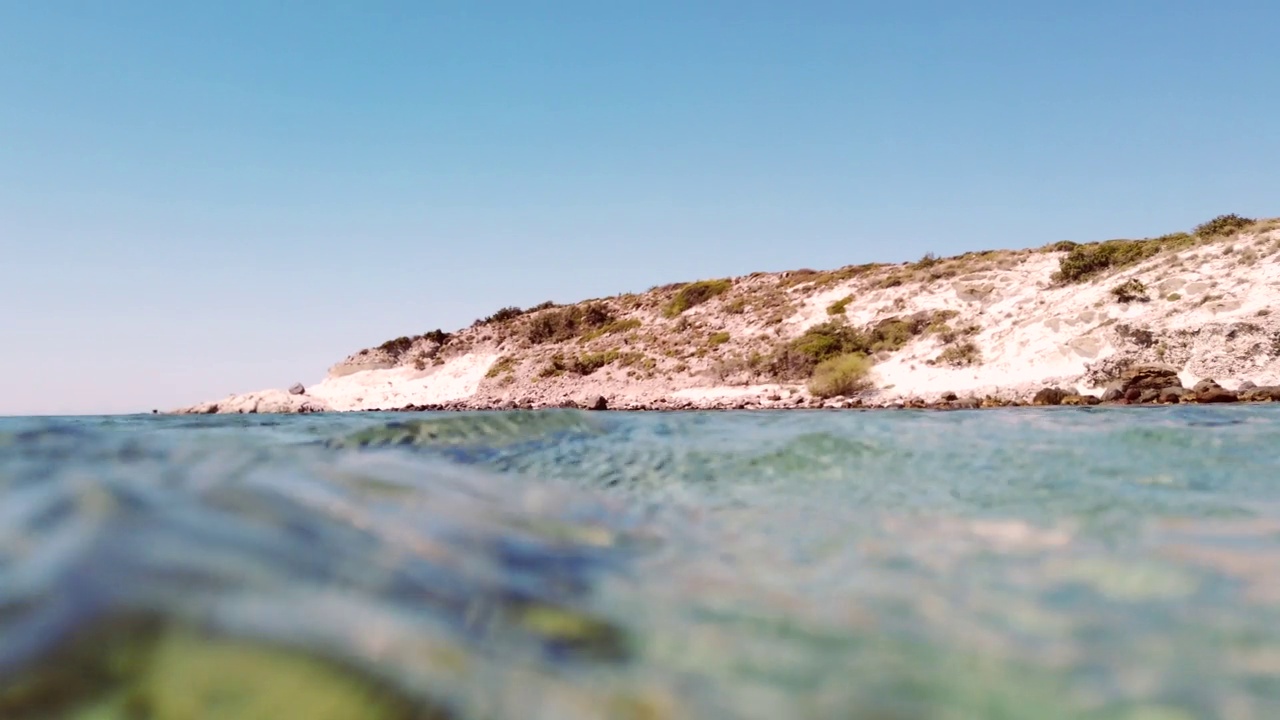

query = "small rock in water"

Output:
[[588, 396, 609, 411], [1158, 387, 1189, 404], [288, 383, 306, 395]]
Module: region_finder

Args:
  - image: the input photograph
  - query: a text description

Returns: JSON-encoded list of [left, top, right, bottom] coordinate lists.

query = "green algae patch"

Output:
[[2, 620, 448, 720]]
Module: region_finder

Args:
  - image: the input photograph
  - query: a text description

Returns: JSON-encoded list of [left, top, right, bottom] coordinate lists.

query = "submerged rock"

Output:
[[0, 619, 449, 720]]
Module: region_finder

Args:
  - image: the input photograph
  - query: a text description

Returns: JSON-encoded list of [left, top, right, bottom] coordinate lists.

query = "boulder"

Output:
[[1158, 386, 1190, 404], [288, 383, 306, 395], [1032, 387, 1069, 406], [1138, 388, 1161, 404], [588, 395, 609, 411], [1241, 386, 1280, 402], [1192, 378, 1221, 395], [940, 391, 958, 402], [1101, 385, 1124, 402], [1121, 364, 1181, 392], [953, 396, 982, 409], [1238, 380, 1258, 391], [1197, 387, 1239, 404]]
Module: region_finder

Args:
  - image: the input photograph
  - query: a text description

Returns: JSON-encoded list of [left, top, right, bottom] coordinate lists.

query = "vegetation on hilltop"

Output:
[[663, 279, 732, 317], [1053, 214, 1259, 284], [376, 329, 451, 359]]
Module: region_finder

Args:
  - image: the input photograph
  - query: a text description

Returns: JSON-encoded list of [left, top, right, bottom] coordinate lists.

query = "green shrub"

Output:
[[1194, 213, 1255, 238], [913, 252, 939, 269], [1055, 234, 1194, 283], [807, 354, 873, 398], [1110, 278, 1149, 303], [525, 303, 615, 344], [539, 350, 619, 377], [581, 317, 642, 341], [763, 313, 949, 381], [378, 336, 416, 358], [1165, 292, 1182, 301], [377, 329, 452, 359], [934, 341, 982, 367], [707, 331, 731, 346], [826, 295, 853, 316], [485, 355, 517, 378], [664, 279, 732, 317], [475, 306, 526, 326], [573, 350, 619, 375]]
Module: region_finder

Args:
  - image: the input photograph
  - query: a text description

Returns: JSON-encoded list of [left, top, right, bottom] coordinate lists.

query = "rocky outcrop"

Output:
[[178, 390, 331, 415], [1120, 364, 1181, 393]]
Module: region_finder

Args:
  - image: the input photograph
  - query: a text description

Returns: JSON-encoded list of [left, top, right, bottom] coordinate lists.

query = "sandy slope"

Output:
[[176, 222, 1280, 413]]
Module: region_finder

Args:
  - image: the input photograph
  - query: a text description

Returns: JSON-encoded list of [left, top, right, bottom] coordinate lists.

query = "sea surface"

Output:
[[2, 407, 1280, 719]]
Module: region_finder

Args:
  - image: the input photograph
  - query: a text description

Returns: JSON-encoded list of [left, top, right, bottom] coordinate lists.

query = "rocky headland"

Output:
[[177, 214, 1280, 414]]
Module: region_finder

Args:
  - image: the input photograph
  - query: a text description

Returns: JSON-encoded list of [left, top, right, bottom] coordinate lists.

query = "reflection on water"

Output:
[[2, 407, 1280, 718]]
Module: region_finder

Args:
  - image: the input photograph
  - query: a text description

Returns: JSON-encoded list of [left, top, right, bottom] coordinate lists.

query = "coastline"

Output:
[[175, 217, 1280, 417]]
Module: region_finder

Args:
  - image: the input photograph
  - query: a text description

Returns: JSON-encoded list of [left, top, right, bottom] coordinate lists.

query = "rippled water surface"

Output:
[[3, 407, 1280, 719]]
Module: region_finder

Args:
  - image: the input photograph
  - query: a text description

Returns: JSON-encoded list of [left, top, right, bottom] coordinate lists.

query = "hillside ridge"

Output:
[[177, 214, 1280, 413]]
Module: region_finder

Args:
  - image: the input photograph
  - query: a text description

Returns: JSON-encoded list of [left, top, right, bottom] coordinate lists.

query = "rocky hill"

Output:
[[177, 214, 1280, 413]]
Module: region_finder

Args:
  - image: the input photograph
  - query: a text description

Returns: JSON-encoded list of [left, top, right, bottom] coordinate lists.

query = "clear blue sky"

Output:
[[2, 1, 1277, 415]]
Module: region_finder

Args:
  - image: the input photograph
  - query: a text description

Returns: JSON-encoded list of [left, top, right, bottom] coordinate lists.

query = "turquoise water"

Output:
[[3, 407, 1280, 718]]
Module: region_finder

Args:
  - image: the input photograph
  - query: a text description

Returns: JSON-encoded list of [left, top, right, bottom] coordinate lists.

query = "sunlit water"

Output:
[[2, 407, 1279, 719]]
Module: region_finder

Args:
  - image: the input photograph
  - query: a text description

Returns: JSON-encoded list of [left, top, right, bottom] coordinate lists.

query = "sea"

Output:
[[2, 406, 1279, 719]]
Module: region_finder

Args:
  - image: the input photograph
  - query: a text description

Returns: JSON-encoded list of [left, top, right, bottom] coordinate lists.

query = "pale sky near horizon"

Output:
[[2, 2, 1278, 416]]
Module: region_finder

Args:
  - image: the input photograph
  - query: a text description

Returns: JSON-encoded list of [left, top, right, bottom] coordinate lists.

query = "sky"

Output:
[[2, 1, 1278, 415]]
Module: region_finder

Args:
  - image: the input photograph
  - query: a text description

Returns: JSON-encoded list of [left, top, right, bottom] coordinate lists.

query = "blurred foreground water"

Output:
[[2, 407, 1279, 719]]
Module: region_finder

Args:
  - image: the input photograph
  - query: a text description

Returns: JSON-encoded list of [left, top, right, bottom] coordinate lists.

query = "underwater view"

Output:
[[2, 407, 1279, 719]]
